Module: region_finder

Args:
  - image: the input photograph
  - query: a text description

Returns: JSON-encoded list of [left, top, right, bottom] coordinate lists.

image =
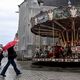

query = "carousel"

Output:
[[30, 2, 80, 67]]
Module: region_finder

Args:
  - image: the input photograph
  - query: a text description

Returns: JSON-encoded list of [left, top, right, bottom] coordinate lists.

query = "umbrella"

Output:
[[3, 39, 19, 51]]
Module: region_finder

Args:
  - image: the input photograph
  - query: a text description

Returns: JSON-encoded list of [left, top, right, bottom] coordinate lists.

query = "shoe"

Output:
[[16, 73, 22, 76], [0, 74, 6, 77], [0, 76, 4, 80]]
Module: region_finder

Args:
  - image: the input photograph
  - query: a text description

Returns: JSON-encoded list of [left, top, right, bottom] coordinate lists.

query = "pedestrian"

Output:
[[0, 39, 21, 77]]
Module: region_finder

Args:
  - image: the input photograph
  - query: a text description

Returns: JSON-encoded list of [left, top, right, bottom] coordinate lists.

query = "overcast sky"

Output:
[[0, 0, 24, 46]]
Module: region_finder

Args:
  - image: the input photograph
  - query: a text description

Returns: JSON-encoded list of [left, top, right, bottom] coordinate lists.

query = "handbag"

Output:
[[13, 51, 17, 58]]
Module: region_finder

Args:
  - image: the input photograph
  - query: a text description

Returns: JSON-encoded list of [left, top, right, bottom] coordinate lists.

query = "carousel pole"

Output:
[[71, 30, 74, 46], [35, 35, 37, 47], [59, 32, 63, 46], [62, 31, 66, 47], [70, 6, 77, 46], [73, 19, 75, 44], [47, 9, 54, 45], [71, 18, 75, 46], [39, 27, 41, 49], [66, 31, 69, 42], [76, 31, 78, 42], [53, 29, 54, 45]]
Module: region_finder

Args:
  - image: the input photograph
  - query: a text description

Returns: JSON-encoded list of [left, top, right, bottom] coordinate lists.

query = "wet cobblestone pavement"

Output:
[[0, 58, 80, 80]]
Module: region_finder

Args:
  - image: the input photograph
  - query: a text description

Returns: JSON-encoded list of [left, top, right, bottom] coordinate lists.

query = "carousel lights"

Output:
[[34, 17, 38, 25], [31, 17, 37, 26], [70, 6, 77, 17], [47, 10, 53, 20], [68, 0, 72, 7]]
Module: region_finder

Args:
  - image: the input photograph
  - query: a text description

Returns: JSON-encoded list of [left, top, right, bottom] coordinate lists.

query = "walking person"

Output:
[[0, 38, 21, 77]]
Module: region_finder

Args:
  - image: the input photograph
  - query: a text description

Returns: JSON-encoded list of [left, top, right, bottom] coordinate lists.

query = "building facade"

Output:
[[17, 0, 57, 59]]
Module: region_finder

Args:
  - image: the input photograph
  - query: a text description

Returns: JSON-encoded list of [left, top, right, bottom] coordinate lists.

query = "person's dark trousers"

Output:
[[1, 58, 21, 76], [0, 54, 3, 66]]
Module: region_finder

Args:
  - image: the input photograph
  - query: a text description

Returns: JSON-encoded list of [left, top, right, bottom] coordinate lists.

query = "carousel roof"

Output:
[[31, 17, 80, 38], [31, 5, 80, 37]]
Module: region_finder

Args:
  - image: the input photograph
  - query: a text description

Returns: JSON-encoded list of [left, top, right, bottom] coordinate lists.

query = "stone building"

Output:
[[17, 0, 56, 59]]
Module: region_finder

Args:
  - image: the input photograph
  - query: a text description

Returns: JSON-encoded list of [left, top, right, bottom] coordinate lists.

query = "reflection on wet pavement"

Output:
[[0, 58, 80, 80]]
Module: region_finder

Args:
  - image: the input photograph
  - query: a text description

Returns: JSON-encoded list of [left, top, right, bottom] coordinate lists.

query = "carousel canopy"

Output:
[[31, 4, 80, 46]]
